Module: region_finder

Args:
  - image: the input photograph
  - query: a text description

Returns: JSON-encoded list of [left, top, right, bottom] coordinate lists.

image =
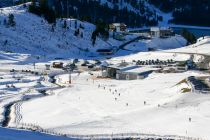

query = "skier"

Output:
[[3, 40, 8, 46], [189, 117, 192, 122]]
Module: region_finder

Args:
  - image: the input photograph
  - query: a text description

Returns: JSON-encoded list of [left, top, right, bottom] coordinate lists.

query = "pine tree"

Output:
[[75, 20, 78, 29], [63, 20, 67, 28], [181, 29, 196, 44], [8, 14, 16, 27], [74, 28, 80, 36], [91, 31, 97, 46]]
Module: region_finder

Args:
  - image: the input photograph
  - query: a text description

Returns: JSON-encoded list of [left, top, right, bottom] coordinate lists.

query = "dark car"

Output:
[[10, 69, 17, 72], [88, 64, 95, 69], [73, 59, 79, 64], [81, 60, 89, 66], [94, 60, 101, 65]]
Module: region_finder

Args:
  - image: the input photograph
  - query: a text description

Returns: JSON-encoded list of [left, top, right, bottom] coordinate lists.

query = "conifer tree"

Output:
[[63, 20, 67, 28], [8, 14, 16, 27]]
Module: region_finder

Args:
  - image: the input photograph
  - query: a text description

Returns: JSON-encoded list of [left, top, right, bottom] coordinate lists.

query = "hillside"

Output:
[[148, 0, 210, 27], [0, 4, 125, 59], [0, 0, 172, 27], [45, 0, 210, 27], [0, 4, 186, 61], [45, 0, 160, 27], [2, 0, 210, 27], [0, 0, 13, 8]]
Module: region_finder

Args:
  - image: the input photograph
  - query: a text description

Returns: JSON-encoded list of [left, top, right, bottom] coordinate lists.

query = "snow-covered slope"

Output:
[[0, 4, 187, 62], [123, 35, 186, 52], [97, 0, 172, 26], [168, 37, 210, 55], [0, 4, 125, 59], [19, 71, 210, 139]]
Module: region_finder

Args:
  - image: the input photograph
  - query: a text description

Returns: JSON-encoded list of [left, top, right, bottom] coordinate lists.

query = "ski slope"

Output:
[[18, 71, 210, 139]]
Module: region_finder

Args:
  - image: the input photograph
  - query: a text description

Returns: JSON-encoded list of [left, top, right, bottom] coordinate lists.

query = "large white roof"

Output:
[[122, 66, 161, 74]]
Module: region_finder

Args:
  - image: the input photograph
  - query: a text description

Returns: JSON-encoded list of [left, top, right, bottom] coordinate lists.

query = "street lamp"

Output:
[[64, 63, 76, 84]]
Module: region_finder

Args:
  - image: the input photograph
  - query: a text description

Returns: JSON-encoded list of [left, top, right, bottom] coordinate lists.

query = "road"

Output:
[[117, 35, 151, 51], [161, 51, 210, 58]]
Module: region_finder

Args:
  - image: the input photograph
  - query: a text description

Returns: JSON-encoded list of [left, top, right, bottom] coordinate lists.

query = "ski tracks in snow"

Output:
[[14, 101, 22, 124]]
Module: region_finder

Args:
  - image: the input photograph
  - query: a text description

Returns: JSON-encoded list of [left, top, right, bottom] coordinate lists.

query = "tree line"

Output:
[[148, 0, 210, 27], [29, 0, 158, 27]]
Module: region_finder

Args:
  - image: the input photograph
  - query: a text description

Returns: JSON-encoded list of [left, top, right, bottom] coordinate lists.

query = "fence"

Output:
[[12, 123, 204, 140]]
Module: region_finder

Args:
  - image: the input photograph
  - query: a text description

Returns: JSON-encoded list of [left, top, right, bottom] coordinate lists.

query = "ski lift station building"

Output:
[[101, 62, 160, 80]]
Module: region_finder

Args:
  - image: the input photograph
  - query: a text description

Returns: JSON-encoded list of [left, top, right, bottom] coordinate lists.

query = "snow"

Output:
[[0, 3, 210, 140], [0, 4, 131, 59], [124, 66, 160, 73], [0, 127, 72, 140], [126, 35, 186, 51], [0, 4, 187, 62], [0, 71, 43, 122], [18, 71, 210, 139], [166, 37, 210, 56]]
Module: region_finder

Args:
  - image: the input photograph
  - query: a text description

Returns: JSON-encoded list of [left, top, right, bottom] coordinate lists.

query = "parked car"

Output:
[[73, 59, 79, 64], [88, 64, 95, 69], [10, 69, 17, 72], [81, 60, 89, 66], [94, 60, 102, 65], [63, 63, 76, 71]]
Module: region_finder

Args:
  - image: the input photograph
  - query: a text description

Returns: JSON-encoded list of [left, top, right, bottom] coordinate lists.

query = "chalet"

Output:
[[109, 23, 127, 32], [150, 27, 174, 38]]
